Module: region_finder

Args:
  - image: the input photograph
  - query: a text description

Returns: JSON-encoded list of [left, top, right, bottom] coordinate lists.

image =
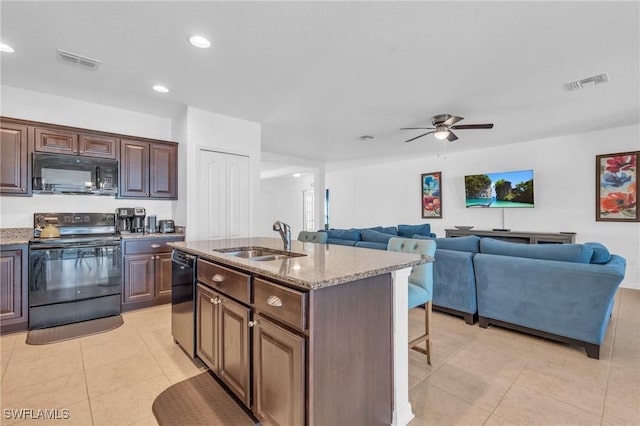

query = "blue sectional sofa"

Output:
[[415, 235, 481, 325], [473, 238, 626, 359], [322, 230, 627, 358], [319, 224, 436, 250]]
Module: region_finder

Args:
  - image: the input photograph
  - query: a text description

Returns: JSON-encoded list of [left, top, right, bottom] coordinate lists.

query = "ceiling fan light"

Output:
[[434, 126, 449, 140]]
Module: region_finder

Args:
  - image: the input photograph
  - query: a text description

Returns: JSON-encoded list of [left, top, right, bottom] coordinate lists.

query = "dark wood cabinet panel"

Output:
[[122, 255, 155, 303], [120, 139, 177, 199], [196, 284, 219, 372], [196, 282, 251, 406], [253, 314, 305, 426], [79, 133, 117, 159], [150, 143, 177, 198], [0, 249, 23, 321], [0, 246, 28, 333], [35, 127, 78, 154], [218, 295, 251, 406], [0, 123, 29, 195], [119, 139, 149, 197], [121, 237, 183, 311], [155, 253, 172, 298]]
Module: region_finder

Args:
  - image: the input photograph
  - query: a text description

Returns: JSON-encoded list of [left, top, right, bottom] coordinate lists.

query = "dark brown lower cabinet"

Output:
[[253, 314, 305, 426], [0, 245, 28, 333], [196, 283, 251, 406], [122, 237, 183, 311], [195, 259, 393, 426]]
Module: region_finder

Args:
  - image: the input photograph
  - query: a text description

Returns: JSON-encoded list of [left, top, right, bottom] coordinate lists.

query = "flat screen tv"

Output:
[[464, 169, 534, 208]]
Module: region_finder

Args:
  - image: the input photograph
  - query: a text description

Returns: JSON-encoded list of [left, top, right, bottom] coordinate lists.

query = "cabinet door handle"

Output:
[[212, 274, 225, 282], [151, 256, 156, 260], [210, 297, 220, 305], [248, 320, 258, 328], [267, 295, 283, 307], [150, 244, 161, 248]]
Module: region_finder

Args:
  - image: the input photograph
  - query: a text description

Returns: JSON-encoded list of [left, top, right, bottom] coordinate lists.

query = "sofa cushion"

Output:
[[398, 224, 432, 238], [326, 228, 362, 241], [412, 235, 481, 253], [584, 242, 611, 264], [326, 238, 358, 246], [361, 229, 395, 244], [354, 241, 388, 250], [479, 238, 593, 264]]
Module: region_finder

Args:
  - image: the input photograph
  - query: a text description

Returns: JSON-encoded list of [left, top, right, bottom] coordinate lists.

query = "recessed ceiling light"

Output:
[[292, 173, 302, 178], [0, 43, 14, 53], [188, 35, 211, 49], [358, 135, 374, 140], [152, 85, 170, 93]]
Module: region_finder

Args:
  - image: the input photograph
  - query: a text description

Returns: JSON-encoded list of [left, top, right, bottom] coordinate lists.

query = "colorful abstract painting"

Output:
[[421, 172, 442, 219], [596, 151, 638, 222]]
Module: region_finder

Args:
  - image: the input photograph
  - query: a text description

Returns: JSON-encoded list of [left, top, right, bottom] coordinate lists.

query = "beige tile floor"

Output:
[[1, 288, 638, 426]]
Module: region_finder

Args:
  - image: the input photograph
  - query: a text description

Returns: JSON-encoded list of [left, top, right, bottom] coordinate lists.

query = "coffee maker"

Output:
[[116, 207, 146, 233], [132, 207, 146, 233]]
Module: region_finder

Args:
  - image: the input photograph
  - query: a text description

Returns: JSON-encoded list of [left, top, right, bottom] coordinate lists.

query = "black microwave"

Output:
[[32, 152, 118, 195]]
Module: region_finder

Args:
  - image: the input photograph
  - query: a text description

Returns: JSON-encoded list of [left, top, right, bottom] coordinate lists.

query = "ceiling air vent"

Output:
[[57, 49, 101, 70], [566, 72, 609, 91]]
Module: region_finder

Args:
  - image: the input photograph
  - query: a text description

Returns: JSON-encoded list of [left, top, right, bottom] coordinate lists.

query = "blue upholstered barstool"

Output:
[[387, 237, 436, 364], [297, 231, 328, 243]]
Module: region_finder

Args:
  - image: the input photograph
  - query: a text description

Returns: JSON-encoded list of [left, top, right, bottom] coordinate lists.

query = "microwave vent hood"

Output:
[[32, 152, 118, 195]]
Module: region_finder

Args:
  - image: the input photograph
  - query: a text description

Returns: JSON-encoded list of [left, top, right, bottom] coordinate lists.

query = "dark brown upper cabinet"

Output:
[[0, 122, 30, 195], [119, 139, 177, 199], [35, 127, 117, 159]]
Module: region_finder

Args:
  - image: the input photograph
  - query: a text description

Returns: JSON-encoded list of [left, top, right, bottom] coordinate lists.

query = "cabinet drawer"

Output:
[[124, 238, 180, 255], [254, 278, 307, 331], [197, 260, 251, 305]]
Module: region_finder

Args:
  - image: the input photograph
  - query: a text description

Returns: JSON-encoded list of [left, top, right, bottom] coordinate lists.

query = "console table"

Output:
[[445, 229, 576, 244]]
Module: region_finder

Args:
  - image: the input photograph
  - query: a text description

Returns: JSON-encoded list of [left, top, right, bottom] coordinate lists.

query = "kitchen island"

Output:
[[171, 237, 431, 426]]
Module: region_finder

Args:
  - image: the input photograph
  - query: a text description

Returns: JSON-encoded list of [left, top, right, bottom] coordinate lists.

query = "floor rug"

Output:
[[25, 315, 123, 345], [152, 371, 259, 426]]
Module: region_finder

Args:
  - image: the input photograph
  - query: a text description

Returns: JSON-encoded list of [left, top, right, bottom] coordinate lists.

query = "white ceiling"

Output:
[[1, 1, 638, 163]]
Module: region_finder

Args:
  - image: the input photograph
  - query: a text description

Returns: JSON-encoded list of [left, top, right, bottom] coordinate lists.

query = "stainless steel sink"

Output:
[[250, 254, 291, 262], [214, 246, 306, 261]]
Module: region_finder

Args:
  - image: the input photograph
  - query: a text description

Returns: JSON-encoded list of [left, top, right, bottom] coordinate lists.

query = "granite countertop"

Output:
[[120, 232, 185, 240], [170, 237, 431, 290], [0, 227, 185, 245], [0, 228, 33, 245]]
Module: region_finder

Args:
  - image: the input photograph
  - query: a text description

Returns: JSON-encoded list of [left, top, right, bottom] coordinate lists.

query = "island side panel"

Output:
[[307, 273, 393, 426]]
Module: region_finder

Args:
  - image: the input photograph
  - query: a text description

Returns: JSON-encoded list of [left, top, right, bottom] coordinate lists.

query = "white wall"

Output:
[[178, 106, 261, 241], [0, 85, 177, 228], [259, 174, 314, 238], [326, 124, 640, 289]]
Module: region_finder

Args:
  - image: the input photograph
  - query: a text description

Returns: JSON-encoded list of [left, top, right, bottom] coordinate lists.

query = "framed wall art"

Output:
[[421, 171, 442, 219], [596, 151, 638, 222]]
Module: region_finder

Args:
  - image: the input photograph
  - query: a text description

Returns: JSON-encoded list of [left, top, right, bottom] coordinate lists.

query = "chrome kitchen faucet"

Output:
[[272, 220, 291, 251]]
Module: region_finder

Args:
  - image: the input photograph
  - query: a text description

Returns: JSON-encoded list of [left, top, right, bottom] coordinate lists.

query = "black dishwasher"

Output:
[[171, 250, 196, 357]]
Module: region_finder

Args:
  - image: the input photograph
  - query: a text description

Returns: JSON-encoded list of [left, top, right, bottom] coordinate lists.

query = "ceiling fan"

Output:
[[401, 114, 493, 143]]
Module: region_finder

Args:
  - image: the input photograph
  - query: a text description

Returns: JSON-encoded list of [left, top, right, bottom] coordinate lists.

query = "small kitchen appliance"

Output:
[[158, 220, 175, 233], [146, 215, 157, 234], [132, 207, 146, 233]]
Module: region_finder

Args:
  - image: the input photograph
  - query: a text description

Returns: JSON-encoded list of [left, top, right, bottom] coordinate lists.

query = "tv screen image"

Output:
[[464, 169, 534, 208]]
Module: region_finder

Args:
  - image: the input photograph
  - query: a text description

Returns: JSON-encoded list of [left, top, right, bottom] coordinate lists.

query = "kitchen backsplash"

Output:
[[0, 194, 178, 228]]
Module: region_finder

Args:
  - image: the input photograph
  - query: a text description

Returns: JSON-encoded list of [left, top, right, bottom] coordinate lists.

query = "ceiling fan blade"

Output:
[[451, 123, 494, 130], [446, 131, 459, 142], [405, 131, 434, 143], [400, 127, 435, 130], [442, 115, 464, 126]]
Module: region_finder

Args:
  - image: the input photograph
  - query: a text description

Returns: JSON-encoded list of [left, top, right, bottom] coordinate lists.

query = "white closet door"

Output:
[[197, 150, 249, 240], [225, 153, 249, 238]]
